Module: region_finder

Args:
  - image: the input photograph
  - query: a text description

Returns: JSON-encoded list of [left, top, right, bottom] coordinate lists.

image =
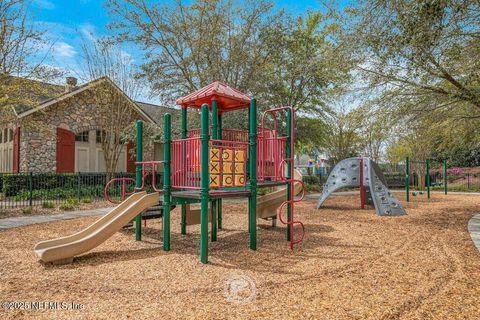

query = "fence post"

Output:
[[405, 157, 410, 202], [443, 159, 448, 195], [29, 172, 33, 207], [467, 173, 470, 189], [77, 172, 81, 201], [426, 159, 431, 199]]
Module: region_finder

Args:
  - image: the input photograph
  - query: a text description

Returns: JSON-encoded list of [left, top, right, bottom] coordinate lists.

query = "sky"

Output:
[[30, 0, 341, 103]]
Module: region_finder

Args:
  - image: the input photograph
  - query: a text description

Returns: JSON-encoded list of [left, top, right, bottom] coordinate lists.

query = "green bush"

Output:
[[305, 184, 322, 193], [302, 175, 320, 185], [59, 198, 79, 211], [82, 197, 93, 204], [22, 206, 33, 215], [42, 201, 55, 209]]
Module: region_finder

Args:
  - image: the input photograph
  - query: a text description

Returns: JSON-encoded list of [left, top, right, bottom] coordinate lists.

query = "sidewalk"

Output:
[[468, 214, 480, 252], [0, 207, 114, 231]]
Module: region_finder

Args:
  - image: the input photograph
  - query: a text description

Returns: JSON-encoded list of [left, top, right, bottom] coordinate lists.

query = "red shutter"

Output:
[[56, 128, 75, 173], [12, 127, 20, 173], [127, 142, 136, 173]]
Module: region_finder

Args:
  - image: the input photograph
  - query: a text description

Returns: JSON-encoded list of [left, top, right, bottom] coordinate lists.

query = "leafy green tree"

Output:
[[1, 0, 62, 125], [347, 0, 480, 120]]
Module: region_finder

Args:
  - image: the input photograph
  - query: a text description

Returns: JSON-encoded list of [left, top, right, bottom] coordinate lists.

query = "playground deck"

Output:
[[1, 194, 479, 319]]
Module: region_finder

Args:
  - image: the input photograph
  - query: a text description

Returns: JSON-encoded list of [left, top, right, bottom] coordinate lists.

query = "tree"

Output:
[[79, 38, 144, 176], [263, 11, 352, 114], [356, 104, 393, 162], [0, 0, 61, 125], [347, 0, 480, 120], [106, 0, 282, 104], [322, 107, 363, 164]]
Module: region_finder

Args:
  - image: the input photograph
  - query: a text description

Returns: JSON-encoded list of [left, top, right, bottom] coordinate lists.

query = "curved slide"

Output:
[[34, 192, 160, 264], [257, 169, 303, 219]]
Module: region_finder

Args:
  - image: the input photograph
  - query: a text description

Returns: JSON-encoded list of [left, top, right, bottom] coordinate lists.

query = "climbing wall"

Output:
[[316, 157, 406, 216]]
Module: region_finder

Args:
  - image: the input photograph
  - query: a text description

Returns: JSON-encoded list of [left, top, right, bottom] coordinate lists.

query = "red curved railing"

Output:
[[135, 161, 164, 192], [262, 106, 305, 249], [104, 177, 135, 204]]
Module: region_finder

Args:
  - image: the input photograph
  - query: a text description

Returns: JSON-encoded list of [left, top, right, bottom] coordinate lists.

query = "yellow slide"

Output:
[[257, 169, 303, 219], [34, 192, 160, 264]]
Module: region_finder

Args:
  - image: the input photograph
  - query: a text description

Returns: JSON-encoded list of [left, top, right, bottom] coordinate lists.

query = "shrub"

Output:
[[42, 201, 55, 209], [59, 198, 80, 211], [82, 197, 93, 204], [22, 206, 33, 215], [302, 175, 320, 185], [305, 184, 322, 193]]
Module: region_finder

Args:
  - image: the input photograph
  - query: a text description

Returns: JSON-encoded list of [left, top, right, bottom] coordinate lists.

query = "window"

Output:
[[75, 131, 89, 142], [8, 129, 13, 142], [3, 128, 7, 143], [96, 130, 105, 144]]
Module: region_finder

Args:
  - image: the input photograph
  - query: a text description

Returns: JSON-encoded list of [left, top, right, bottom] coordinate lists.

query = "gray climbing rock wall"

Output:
[[316, 157, 406, 216]]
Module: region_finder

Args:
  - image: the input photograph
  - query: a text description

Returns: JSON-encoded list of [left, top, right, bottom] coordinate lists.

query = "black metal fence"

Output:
[[0, 172, 163, 209]]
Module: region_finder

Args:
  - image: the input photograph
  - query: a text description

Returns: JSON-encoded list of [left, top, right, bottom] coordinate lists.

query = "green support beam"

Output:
[[286, 108, 292, 241], [135, 120, 143, 241], [248, 98, 257, 250], [180, 106, 187, 235], [426, 159, 431, 199], [443, 159, 448, 195], [200, 104, 210, 264], [406, 157, 410, 202], [217, 113, 223, 229], [211, 99, 218, 242], [163, 114, 172, 251]]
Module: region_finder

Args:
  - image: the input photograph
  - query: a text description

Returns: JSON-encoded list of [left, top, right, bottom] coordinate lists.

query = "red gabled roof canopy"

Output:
[[176, 81, 251, 112]]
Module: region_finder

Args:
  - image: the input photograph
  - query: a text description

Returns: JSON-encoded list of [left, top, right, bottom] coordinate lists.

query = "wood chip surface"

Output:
[[0, 193, 479, 319]]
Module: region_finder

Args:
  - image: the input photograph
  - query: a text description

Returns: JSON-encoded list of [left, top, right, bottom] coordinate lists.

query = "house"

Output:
[[1, 76, 175, 173]]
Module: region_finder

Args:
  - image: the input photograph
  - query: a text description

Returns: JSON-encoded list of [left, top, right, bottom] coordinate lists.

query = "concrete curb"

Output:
[[468, 214, 480, 252], [0, 207, 114, 231]]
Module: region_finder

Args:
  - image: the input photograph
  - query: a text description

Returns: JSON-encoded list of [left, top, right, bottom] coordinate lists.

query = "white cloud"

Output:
[[53, 42, 77, 58], [33, 0, 56, 10], [79, 23, 97, 41]]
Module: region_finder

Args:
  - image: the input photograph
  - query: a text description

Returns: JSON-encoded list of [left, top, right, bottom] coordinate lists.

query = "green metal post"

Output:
[[135, 120, 143, 241], [200, 104, 210, 263], [406, 157, 410, 202], [248, 98, 257, 250], [217, 113, 223, 229], [426, 159, 431, 199], [163, 114, 172, 251], [286, 108, 292, 241], [180, 106, 187, 235], [443, 159, 448, 195], [211, 99, 218, 242]]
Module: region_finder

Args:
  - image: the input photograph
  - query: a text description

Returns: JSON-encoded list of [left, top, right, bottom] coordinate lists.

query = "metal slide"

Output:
[[34, 192, 160, 264]]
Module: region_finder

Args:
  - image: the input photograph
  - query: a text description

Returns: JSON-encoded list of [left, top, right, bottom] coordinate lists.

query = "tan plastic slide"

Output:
[[256, 169, 303, 219], [34, 191, 160, 264], [185, 169, 303, 223]]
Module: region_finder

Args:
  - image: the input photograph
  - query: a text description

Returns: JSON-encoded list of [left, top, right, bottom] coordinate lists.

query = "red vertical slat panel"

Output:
[[56, 128, 75, 173], [12, 127, 20, 173]]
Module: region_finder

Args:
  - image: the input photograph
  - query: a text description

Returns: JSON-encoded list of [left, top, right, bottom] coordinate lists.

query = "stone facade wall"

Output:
[[19, 88, 154, 173]]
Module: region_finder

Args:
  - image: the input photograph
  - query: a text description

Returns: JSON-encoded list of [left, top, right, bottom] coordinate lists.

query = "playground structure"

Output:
[[405, 157, 448, 202], [316, 157, 406, 216], [34, 81, 305, 264]]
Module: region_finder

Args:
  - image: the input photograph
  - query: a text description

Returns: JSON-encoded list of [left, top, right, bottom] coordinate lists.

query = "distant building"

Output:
[[1, 76, 174, 173]]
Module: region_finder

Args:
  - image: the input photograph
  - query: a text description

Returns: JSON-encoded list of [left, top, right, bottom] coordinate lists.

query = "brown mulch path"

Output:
[[0, 194, 479, 319]]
